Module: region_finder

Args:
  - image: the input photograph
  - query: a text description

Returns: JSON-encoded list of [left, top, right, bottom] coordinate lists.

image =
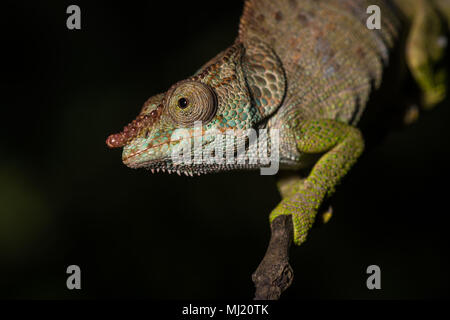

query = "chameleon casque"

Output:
[[107, 0, 450, 250]]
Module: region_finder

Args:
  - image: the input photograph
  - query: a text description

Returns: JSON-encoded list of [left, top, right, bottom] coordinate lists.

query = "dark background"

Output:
[[1, 1, 449, 299]]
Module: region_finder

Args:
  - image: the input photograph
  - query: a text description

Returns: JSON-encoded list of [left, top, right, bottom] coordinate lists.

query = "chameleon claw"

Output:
[[321, 205, 333, 224], [403, 104, 420, 125]]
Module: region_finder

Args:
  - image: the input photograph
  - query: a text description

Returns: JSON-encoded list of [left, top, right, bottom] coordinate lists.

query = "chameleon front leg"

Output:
[[270, 120, 364, 246], [276, 172, 334, 224]]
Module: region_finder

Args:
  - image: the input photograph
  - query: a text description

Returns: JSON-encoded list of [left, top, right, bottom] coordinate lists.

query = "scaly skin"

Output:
[[107, 0, 449, 245]]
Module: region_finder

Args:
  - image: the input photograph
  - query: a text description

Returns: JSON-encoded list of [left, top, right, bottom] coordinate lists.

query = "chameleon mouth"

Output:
[[121, 130, 221, 171], [122, 138, 262, 176], [121, 128, 270, 175], [122, 139, 182, 164], [121, 137, 214, 176]]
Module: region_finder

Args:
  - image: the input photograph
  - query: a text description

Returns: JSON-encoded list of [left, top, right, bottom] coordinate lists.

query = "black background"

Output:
[[1, 1, 450, 299]]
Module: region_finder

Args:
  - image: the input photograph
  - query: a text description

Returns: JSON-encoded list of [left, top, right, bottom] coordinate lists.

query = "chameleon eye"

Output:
[[178, 97, 189, 109], [166, 81, 218, 127]]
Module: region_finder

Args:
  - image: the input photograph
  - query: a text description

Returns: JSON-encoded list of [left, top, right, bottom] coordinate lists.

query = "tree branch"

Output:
[[252, 215, 294, 300]]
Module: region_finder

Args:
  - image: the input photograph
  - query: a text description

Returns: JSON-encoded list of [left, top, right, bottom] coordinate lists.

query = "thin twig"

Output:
[[252, 215, 294, 300]]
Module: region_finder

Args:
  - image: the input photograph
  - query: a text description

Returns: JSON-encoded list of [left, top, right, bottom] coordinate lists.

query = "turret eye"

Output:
[[178, 97, 189, 109], [166, 81, 217, 126]]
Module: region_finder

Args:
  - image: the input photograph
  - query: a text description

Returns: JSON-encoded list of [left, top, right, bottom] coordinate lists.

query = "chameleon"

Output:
[[106, 0, 449, 248]]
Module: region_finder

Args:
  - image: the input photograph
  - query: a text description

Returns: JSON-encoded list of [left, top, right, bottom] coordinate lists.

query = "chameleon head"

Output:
[[106, 40, 286, 175]]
